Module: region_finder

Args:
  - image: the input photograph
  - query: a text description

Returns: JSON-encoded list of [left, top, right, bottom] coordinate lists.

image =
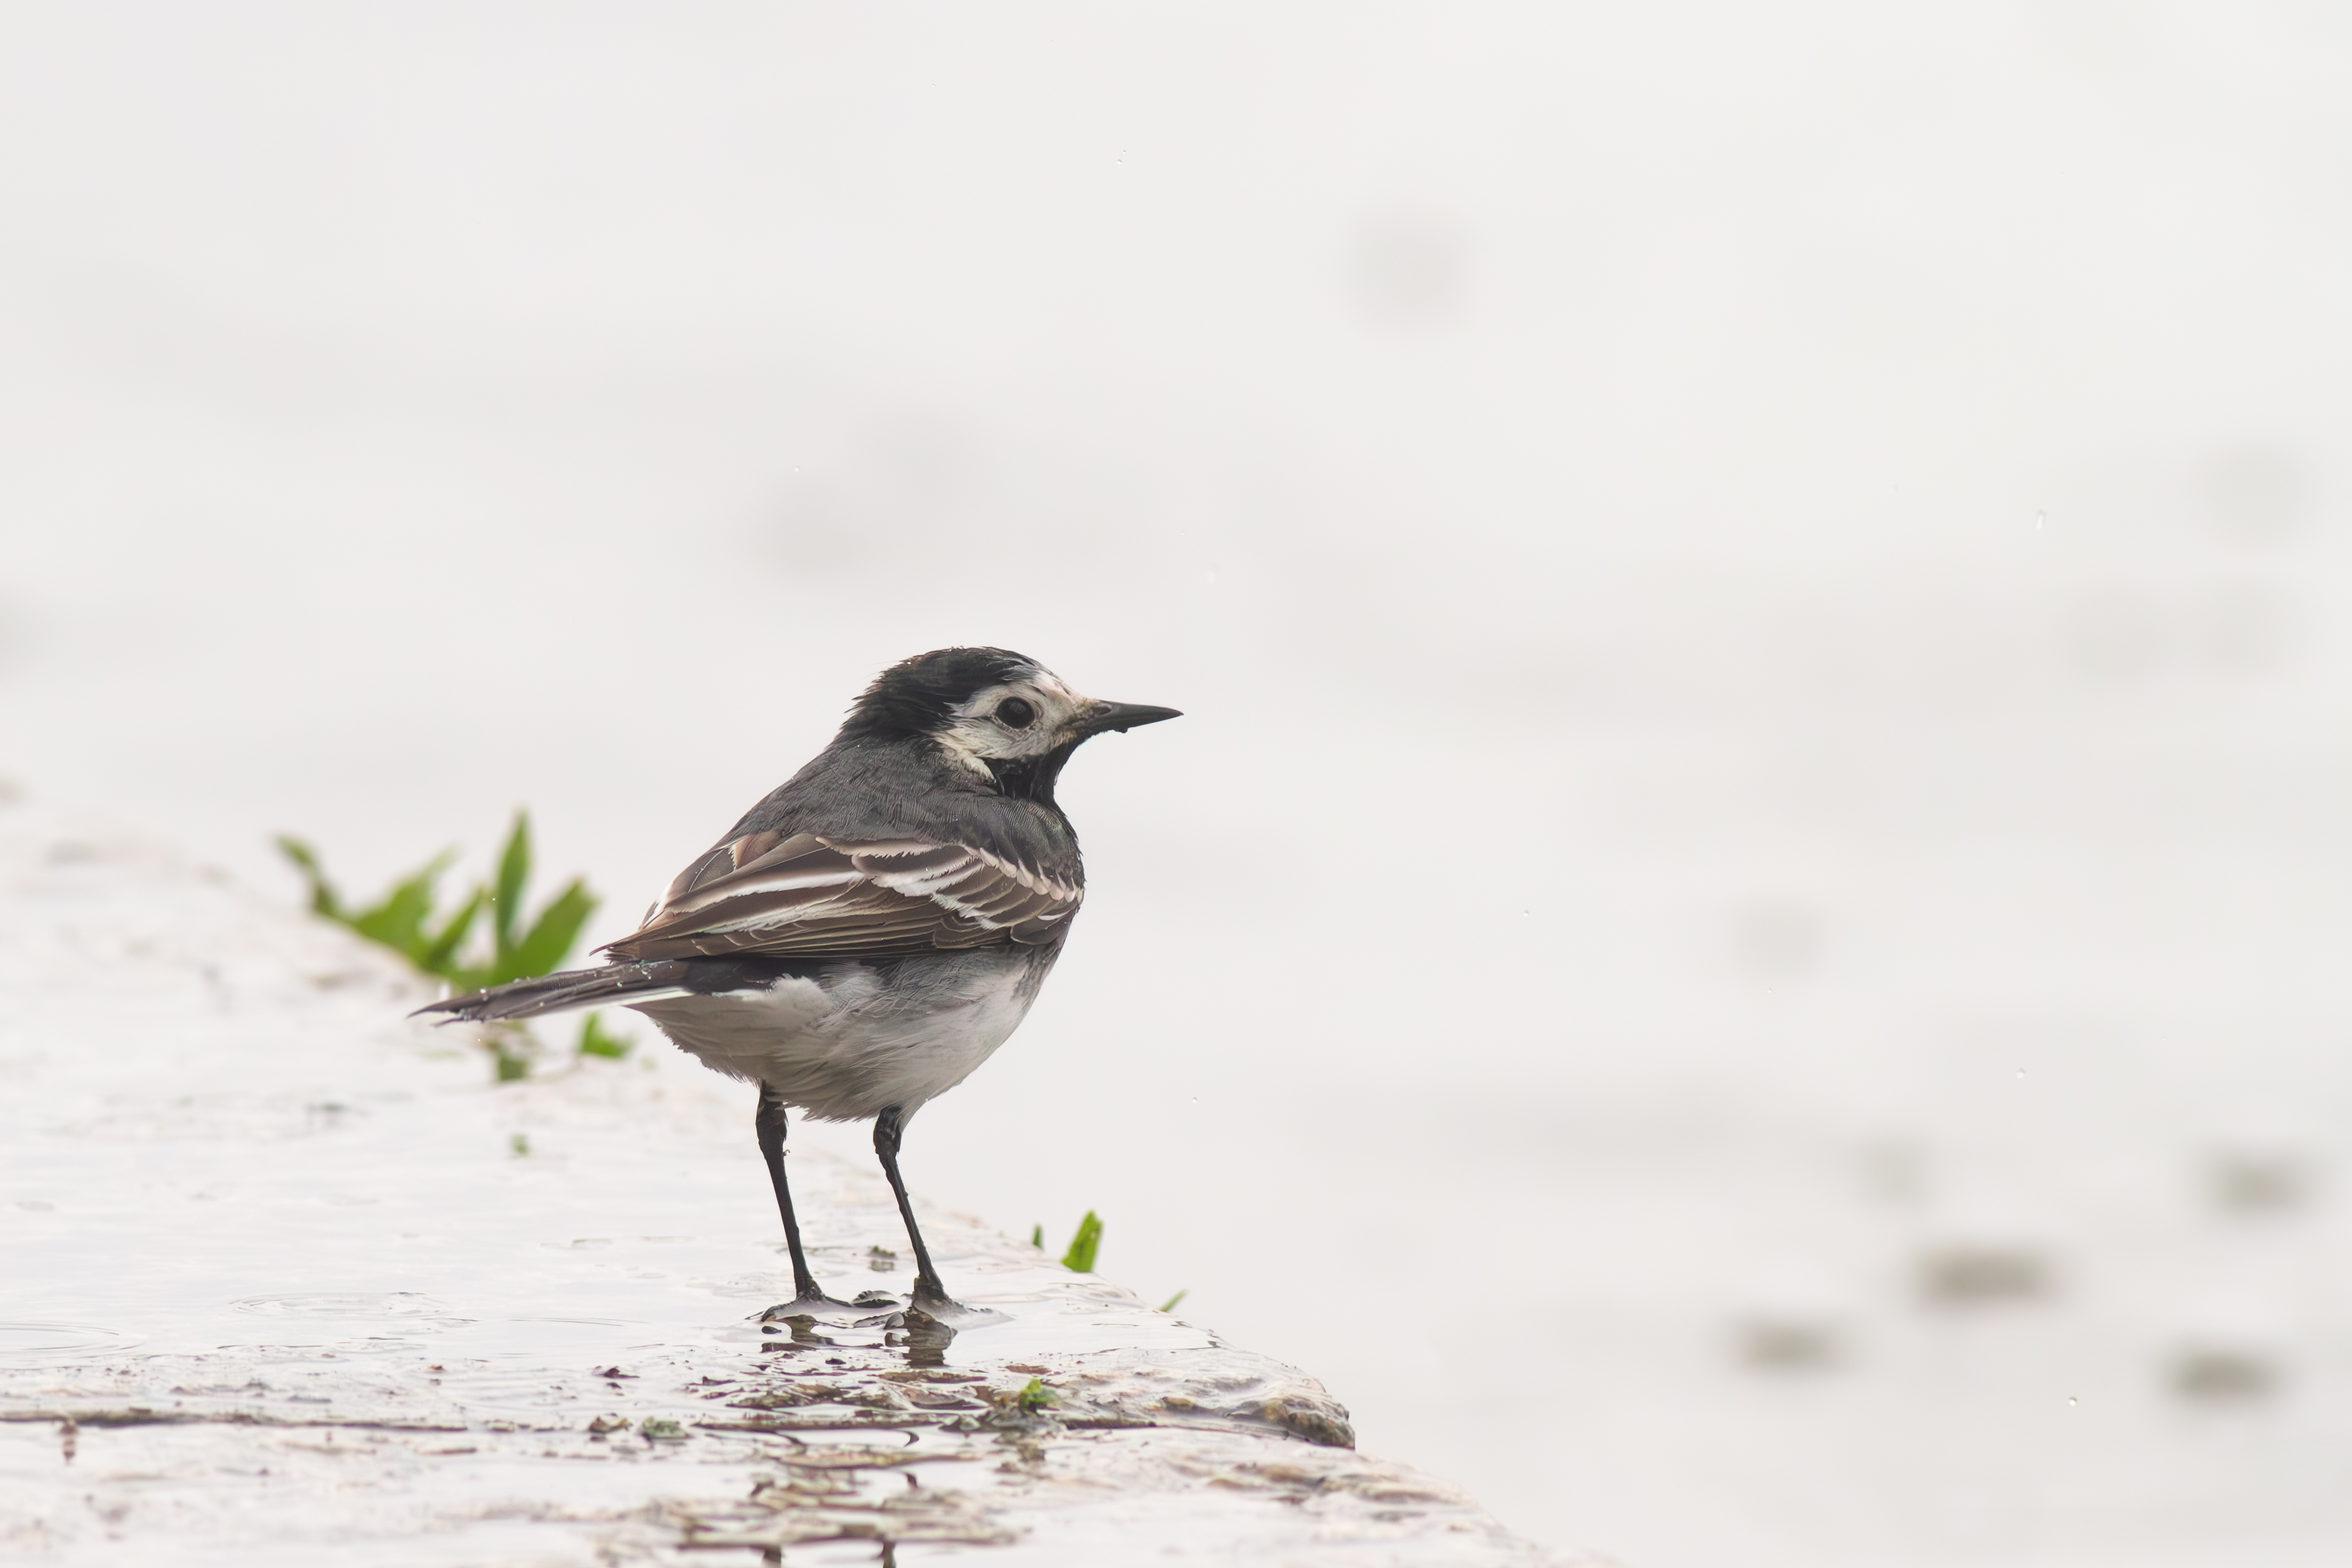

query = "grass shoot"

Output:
[[1029, 1213, 1106, 1272], [1060, 1211, 1103, 1273], [279, 811, 609, 1081], [577, 1012, 634, 1060]]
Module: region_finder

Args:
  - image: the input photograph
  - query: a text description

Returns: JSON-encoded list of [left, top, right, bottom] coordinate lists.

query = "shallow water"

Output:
[[0, 803, 1546, 1564]]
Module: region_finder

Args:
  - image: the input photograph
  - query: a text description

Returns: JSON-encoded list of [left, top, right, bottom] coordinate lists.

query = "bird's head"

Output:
[[840, 647, 1181, 804]]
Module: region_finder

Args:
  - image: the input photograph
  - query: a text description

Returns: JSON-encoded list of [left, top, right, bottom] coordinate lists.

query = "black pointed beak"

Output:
[[1080, 701, 1183, 736]]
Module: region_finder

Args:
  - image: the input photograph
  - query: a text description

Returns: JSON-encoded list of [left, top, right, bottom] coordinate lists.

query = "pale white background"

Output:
[[4, 6, 2352, 1564]]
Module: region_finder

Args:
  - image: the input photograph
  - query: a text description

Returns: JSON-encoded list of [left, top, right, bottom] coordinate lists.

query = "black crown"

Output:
[[839, 647, 1041, 738]]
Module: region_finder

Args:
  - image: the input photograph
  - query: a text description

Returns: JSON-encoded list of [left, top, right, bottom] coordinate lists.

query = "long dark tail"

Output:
[[411, 959, 692, 1024]]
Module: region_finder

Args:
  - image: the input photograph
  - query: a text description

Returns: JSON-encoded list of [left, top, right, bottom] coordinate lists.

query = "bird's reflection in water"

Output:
[[900, 1307, 956, 1369], [761, 1312, 834, 1346]]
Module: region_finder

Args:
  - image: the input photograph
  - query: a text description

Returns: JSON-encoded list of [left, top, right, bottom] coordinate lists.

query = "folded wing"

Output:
[[599, 831, 1082, 961]]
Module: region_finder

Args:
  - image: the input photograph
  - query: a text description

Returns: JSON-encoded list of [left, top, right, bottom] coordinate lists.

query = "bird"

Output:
[[414, 648, 1179, 1317]]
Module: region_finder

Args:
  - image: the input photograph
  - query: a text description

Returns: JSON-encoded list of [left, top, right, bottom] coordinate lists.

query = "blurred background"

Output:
[[4, 4, 2351, 1562]]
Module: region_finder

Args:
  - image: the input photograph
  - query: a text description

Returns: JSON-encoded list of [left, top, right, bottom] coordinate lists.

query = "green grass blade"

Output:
[[418, 886, 486, 978], [1060, 1211, 1103, 1273], [1158, 1290, 1188, 1313], [578, 1012, 632, 1060], [347, 852, 454, 962], [1029, 1225, 1043, 1249], [274, 835, 343, 919], [495, 878, 597, 983], [492, 810, 532, 954], [275, 815, 605, 1088]]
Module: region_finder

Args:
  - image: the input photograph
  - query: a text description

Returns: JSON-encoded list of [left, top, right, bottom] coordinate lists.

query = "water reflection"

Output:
[[902, 1307, 956, 1370]]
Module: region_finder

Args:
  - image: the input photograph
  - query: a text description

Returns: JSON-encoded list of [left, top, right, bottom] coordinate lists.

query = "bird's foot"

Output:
[[904, 1280, 1008, 1327], [757, 1289, 855, 1321]]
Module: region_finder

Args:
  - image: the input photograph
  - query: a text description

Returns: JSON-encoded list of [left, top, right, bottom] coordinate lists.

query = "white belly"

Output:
[[627, 947, 1052, 1122]]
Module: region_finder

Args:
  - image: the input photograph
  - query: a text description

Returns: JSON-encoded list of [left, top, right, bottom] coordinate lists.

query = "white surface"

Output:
[[1, 8, 2349, 1562], [0, 796, 1561, 1564]]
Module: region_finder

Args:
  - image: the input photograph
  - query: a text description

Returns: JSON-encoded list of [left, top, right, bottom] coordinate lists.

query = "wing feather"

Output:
[[600, 832, 1083, 962]]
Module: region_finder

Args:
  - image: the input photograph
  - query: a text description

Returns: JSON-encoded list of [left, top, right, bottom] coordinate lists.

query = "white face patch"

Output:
[[931, 666, 1099, 770]]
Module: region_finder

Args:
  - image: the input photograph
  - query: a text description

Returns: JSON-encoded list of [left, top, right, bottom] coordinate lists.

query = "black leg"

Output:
[[873, 1106, 951, 1310], [755, 1085, 838, 1308]]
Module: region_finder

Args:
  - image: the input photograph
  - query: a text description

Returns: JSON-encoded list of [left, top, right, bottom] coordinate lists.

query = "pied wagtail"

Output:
[[416, 648, 1178, 1317]]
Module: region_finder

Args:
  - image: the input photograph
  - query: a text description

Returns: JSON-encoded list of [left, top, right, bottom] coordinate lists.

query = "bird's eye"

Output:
[[995, 697, 1037, 729]]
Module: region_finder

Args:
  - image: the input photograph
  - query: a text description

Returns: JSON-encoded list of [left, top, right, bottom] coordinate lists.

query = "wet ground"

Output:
[[0, 798, 1563, 1565]]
